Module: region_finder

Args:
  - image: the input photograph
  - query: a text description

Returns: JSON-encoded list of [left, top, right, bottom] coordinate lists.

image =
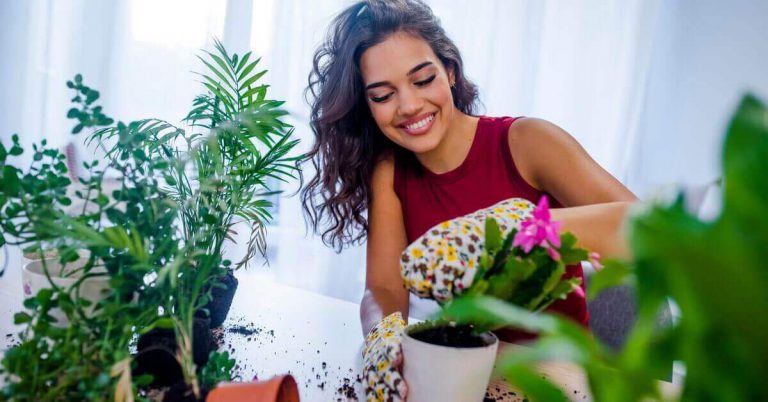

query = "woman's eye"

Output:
[[415, 74, 436, 87], [370, 93, 393, 103]]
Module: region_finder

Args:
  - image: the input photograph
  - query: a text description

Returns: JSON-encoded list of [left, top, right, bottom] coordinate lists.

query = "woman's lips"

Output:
[[399, 112, 436, 136]]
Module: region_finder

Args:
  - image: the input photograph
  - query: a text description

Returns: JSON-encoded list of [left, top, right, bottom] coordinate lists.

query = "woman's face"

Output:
[[359, 32, 456, 155]]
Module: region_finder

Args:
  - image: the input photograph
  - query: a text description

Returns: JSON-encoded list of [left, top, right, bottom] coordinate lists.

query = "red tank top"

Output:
[[394, 116, 589, 333]]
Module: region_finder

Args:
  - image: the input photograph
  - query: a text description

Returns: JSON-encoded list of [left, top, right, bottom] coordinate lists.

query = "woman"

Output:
[[301, 1, 636, 399]]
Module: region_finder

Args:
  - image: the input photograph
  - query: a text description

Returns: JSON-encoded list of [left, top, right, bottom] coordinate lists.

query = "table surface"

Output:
[[0, 245, 679, 401]]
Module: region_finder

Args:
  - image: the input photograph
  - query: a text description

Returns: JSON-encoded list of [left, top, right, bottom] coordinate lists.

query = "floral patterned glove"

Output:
[[400, 198, 535, 302], [363, 312, 408, 402]]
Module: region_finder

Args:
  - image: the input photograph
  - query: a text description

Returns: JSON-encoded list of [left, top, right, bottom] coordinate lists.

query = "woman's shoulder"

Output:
[[505, 117, 584, 191], [506, 117, 578, 152]]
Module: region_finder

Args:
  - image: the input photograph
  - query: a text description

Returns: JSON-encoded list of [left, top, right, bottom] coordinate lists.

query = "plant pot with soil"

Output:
[[402, 321, 498, 402], [135, 315, 216, 388], [201, 268, 239, 328]]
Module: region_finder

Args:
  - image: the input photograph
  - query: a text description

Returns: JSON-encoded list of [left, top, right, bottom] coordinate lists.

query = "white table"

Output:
[[0, 245, 678, 401]]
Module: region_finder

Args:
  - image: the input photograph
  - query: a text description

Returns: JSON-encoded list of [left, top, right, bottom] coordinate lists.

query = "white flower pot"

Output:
[[402, 324, 499, 402], [21, 256, 111, 326]]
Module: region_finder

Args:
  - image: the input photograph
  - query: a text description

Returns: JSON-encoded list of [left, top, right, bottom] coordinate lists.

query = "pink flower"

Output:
[[589, 251, 603, 270], [513, 196, 562, 260]]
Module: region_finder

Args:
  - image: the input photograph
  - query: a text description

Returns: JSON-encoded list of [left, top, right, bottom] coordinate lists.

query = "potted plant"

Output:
[[440, 95, 768, 401], [0, 88, 183, 400], [0, 38, 300, 401], [402, 199, 591, 402]]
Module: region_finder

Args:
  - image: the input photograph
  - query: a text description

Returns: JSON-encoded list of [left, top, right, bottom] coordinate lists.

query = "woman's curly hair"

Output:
[[301, 0, 479, 251]]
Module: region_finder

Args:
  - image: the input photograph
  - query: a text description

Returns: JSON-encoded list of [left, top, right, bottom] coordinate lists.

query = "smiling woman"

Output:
[[300, 1, 637, 400]]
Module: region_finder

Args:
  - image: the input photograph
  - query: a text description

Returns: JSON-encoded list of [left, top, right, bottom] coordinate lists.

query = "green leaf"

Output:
[[485, 217, 501, 253], [237, 56, 261, 81], [9, 143, 23, 156], [206, 51, 236, 82], [13, 312, 33, 324], [1, 166, 21, 196], [238, 69, 267, 91], [235, 51, 252, 74], [197, 56, 236, 94], [35, 287, 54, 305]]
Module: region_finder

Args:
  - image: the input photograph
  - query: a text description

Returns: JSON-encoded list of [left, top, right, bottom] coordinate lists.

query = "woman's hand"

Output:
[[400, 198, 535, 302], [363, 312, 408, 401]]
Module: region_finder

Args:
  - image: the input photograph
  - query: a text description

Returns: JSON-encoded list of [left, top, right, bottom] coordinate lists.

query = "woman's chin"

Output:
[[397, 132, 443, 155]]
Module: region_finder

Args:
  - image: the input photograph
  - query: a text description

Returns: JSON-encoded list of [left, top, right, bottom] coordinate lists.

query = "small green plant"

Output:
[[441, 94, 768, 401], [200, 351, 237, 390]]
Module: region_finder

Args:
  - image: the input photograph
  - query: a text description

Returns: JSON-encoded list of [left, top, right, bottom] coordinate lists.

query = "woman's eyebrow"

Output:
[[365, 61, 435, 90]]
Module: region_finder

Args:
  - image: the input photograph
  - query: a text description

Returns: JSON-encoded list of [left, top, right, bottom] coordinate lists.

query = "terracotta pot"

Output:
[[206, 375, 300, 402]]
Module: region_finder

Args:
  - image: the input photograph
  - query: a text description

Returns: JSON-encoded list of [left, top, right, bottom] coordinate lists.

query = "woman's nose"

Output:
[[397, 88, 424, 117]]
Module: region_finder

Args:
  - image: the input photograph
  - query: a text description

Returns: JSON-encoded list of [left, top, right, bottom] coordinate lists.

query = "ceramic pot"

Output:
[[402, 324, 498, 402], [21, 256, 110, 326], [206, 375, 300, 402]]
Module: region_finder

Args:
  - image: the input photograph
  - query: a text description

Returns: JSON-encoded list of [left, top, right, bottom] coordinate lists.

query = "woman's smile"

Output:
[[398, 112, 437, 136]]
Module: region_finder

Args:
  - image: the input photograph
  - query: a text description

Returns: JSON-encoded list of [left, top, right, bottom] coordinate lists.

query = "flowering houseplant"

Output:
[[456, 196, 594, 321], [393, 197, 595, 402]]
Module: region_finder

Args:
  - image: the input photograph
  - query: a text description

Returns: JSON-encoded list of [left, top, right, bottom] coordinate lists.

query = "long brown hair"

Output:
[[301, 0, 479, 251]]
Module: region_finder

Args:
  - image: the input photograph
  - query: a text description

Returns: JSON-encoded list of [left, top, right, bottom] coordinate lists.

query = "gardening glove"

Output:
[[363, 311, 408, 402], [400, 198, 535, 302]]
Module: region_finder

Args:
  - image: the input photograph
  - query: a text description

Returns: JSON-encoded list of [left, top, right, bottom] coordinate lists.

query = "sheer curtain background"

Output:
[[1, 0, 767, 303]]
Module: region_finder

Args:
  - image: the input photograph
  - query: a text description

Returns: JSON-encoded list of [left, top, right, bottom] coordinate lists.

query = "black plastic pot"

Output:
[[202, 270, 238, 328], [162, 380, 210, 402], [135, 316, 216, 387]]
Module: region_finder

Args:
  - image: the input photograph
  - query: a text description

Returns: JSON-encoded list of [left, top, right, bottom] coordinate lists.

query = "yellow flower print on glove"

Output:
[[363, 312, 407, 402], [400, 198, 535, 302]]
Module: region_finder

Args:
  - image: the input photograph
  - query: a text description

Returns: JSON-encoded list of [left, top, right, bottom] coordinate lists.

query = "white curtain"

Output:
[[263, 0, 663, 304], [0, 0, 665, 304]]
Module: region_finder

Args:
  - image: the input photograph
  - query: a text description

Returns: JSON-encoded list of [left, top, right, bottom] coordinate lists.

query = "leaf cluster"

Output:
[[451, 218, 588, 333]]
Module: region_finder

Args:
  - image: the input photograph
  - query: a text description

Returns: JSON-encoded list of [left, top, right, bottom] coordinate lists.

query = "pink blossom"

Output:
[[589, 251, 603, 270], [512, 196, 562, 260]]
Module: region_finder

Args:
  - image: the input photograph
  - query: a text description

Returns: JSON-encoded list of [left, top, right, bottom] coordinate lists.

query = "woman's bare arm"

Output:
[[509, 118, 638, 259], [361, 157, 410, 336]]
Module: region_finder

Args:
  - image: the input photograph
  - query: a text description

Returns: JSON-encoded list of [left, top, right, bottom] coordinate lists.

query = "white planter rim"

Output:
[[23, 258, 108, 283], [404, 322, 498, 349]]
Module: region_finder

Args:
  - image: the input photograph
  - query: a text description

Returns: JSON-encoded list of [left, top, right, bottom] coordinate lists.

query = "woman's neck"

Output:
[[415, 112, 479, 174]]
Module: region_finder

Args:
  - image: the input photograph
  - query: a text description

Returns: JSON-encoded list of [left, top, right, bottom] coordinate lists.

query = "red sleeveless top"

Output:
[[394, 116, 589, 333]]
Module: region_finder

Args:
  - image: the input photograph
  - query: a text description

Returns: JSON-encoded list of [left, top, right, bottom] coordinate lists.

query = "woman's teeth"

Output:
[[405, 114, 434, 130]]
